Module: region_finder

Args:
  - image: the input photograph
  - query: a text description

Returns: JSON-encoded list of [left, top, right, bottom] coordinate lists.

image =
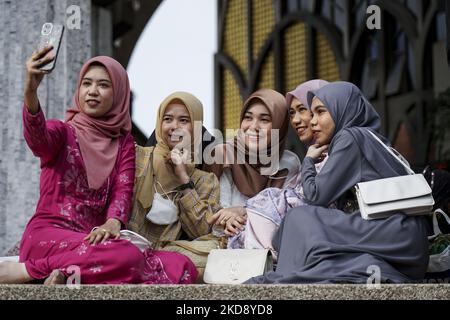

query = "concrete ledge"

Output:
[[0, 284, 449, 300]]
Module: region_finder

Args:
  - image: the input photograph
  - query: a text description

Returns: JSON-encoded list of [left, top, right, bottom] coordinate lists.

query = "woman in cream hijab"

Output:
[[129, 92, 221, 245]]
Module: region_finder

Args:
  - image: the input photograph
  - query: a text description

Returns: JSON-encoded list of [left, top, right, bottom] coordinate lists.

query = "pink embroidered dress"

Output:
[[19, 107, 196, 284], [18, 56, 197, 284]]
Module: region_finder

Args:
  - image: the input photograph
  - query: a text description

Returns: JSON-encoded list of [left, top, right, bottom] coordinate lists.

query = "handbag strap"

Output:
[[367, 130, 415, 175], [432, 208, 450, 236], [163, 240, 212, 256]]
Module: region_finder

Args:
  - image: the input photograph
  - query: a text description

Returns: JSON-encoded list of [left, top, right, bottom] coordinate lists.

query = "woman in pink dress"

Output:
[[0, 47, 197, 285]]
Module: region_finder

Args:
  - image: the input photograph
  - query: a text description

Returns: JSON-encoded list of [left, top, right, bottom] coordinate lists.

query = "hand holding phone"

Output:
[[25, 46, 54, 91], [23, 23, 64, 115], [24, 46, 55, 114], [37, 22, 64, 71]]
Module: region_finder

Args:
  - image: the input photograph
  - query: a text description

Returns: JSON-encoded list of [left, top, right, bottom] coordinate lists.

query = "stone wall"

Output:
[[0, 0, 93, 254]]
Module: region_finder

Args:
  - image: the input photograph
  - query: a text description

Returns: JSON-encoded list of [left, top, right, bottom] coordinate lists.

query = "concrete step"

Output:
[[0, 284, 449, 300]]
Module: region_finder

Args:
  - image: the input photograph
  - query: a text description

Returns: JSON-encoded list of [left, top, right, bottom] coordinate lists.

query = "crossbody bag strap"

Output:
[[160, 240, 212, 256], [367, 130, 415, 175]]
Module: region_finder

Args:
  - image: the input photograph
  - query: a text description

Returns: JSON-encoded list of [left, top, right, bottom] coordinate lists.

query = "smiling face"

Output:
[[240, 102, 273, 151], [161, 101, 193, 150], [78, 65, 114, 118], [310, 96, 336, 145], [289, 97, 314, 144]]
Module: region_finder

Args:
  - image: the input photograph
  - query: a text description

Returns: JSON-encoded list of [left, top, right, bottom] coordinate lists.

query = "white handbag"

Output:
[[119, 230, 152, 252], [203, 249, 273, 284], [355, 130, 434, 220], [90, 228, 152, 252]]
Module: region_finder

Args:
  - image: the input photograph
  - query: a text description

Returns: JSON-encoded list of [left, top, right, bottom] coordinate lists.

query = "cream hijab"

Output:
[[137, 92, 203, 209]]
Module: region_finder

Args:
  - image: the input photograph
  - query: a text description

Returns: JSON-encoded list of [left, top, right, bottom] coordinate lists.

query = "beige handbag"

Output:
[[355, 130, 434, 220], [203, 249, 273, 284]]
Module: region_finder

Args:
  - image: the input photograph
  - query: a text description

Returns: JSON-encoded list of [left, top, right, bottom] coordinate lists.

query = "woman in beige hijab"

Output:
[[129, 92, 221, 245]]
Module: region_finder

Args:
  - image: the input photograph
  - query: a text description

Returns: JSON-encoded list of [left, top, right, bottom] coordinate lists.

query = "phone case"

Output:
[[38, 23, 64, 71]]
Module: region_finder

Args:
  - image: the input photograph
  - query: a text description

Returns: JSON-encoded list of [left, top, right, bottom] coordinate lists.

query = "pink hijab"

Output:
[[65, 56, 132, 190], [286, 79, 329, 109]]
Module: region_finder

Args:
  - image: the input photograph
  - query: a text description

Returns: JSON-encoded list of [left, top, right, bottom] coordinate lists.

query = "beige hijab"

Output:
[[137, 92, 203, 210]]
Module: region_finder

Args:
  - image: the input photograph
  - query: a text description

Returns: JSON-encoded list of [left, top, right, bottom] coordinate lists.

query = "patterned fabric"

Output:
[[19, 106, 197, 284], [227, 157, 328, 251], [129, 146, 221, 244], [218, 150, 301, 208]]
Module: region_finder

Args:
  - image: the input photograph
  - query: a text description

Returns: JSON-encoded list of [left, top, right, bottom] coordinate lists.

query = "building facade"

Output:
[[214, 0, 450, 165]]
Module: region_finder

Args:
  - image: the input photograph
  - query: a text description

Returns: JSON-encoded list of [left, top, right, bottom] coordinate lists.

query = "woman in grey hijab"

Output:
[[246, 81, 431, 284]]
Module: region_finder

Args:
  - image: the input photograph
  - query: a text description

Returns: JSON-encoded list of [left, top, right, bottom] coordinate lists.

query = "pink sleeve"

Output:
[[22, 104, 66, 166], [106, 133, 136, 227]]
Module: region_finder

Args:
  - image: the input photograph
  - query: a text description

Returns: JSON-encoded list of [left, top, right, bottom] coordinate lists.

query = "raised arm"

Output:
[[23, 47, 65, 165], [301, 131, 362, 207]]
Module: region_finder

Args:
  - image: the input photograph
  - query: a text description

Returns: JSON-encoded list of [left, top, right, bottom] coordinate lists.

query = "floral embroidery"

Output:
[[57, 143, 111, 231], [66, 146, 80, 165], [180, 270, 191, 283], [59, 203, 72, 217], [119, 173, 130, 184], [90, 264, 103, 273], [38, 241, 47, 247], [111, 198, 126, 218], [59, 241, 68, 249], [140, 250, 172, 284], [76, 243, 88, 256]]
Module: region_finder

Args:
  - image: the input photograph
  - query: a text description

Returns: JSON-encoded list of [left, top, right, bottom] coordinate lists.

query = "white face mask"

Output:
[[146, 191, 179, 225]]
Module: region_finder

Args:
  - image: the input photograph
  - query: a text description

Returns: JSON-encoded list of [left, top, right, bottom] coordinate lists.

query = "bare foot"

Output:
[[44, 270, 66, 285], [0, 261, 33, 284]]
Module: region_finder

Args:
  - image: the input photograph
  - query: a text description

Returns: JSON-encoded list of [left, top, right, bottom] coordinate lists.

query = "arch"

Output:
[[112, 1, 163, 67], [277, 12, 344, 67]]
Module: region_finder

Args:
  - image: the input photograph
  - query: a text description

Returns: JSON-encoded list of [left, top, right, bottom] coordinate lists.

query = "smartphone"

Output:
[[37, 22, 64, 71]]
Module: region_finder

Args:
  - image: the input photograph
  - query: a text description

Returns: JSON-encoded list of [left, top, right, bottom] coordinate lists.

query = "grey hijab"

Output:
[[308, 81, 409, 178]]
